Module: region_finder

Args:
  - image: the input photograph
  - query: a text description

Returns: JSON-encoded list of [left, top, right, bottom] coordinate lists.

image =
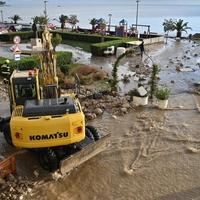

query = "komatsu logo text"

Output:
[[29, 132, 68, 141]]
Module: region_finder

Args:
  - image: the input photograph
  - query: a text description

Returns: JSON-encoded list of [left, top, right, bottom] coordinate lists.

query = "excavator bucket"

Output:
[[59, 133, 111, 175]]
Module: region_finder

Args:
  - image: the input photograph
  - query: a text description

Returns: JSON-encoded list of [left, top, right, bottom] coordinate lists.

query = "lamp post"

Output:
[[44, 0, 48, 20], [136, 0, 140, 30], [0, 10, 3, 23], [108, 14, 112, 34]]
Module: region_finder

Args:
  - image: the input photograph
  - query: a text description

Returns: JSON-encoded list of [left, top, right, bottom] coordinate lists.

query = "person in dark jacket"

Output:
[[139, 39, 145, 59]]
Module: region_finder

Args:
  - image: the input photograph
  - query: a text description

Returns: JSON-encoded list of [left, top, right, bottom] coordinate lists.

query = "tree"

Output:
[[59, 14, 68, 30], [68, 15, 79, 30], [90, 18, 98, 33], [97, 18, 107, 35], [10, 15, 22, 24], [51, 34, 62, 51], [163, 19, 175, 43], [173, 19, 192, 38], [32, 16, 48, 27]]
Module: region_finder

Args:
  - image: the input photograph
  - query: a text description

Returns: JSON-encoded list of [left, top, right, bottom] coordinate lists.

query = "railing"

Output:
[[12, 106, 23, 117], [0, 155, 16, 178]]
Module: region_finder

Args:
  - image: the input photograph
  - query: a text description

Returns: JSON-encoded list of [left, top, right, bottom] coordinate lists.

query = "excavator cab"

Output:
[[9, 70, 39, 109]]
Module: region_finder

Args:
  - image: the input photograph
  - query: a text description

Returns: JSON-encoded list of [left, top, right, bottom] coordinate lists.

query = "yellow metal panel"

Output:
[[10, 112, 85, 148]]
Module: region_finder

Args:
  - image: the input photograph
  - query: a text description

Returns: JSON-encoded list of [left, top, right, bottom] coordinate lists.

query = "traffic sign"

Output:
[[14, 54, 21, 61], [13, 36, 21, 44]]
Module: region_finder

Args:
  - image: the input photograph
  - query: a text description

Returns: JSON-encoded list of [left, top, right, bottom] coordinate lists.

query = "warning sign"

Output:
[[13, 36, 21, 44]]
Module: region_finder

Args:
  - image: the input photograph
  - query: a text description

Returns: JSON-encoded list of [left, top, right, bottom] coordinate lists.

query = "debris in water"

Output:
[[186, 146, 199, 153], [112, 115, 117, 119], [33, 170, 39, 178]]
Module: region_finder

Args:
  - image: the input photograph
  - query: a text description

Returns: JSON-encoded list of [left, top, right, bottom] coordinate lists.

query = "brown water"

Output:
[[1, 39, 200, 200]]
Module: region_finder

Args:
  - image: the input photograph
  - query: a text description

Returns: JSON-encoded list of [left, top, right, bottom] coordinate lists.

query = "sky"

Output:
[[5, 0, 200, 5]]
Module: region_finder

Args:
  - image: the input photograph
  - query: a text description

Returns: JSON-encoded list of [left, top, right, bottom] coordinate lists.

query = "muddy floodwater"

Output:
[[1, 39, 200, 200]]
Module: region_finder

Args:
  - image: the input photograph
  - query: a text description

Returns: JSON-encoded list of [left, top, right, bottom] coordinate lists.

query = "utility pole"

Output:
[[136, 0, 140, 30], [0, 10, 3, 23], [44, 0, 48, 21], [108, 14, 112, 34]]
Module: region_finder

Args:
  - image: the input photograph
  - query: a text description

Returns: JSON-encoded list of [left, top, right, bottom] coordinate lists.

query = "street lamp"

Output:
[[44, 0, 48, 20], [136, 0, 140, 30], [108, 14, 112, 34], [0, 10, 3, 23]]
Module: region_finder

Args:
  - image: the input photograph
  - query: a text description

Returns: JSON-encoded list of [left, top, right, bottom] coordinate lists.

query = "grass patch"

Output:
[[62, 40, 92, 52], [58, 63, 108, 87]]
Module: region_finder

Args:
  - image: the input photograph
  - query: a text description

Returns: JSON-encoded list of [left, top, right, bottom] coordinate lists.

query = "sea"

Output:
[[1, 0, 200, 36]]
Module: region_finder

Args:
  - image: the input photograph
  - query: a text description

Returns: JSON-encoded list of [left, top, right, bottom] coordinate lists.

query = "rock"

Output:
[[178, 63, 183, 67], [0, 178, 6, 186], [33, 170, 39, 178], [194, 53, 198, 57], [19, 195, 24, 200], [171, 80, 175, 83], [139, 75, 147, 81], [52, 171, 62, 181], [122, 103, 130, 109], [179, 67, 194, 72], [27, 187, 32, 193], [112, 115, 117, 119], [187, 147, 199, 153], [94, 108, 103, 116], [8, 174, 15, 181], [176, 66, 181, 71], [133, 75, 139, 81], [85, 113, 96, 120], [137, 86, 148, 97], [121, 107, 127, 113], [135, 64, 140, 68]]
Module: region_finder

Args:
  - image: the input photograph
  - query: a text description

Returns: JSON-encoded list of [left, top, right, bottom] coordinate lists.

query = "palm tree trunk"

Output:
[[177, 31, 182, 38]]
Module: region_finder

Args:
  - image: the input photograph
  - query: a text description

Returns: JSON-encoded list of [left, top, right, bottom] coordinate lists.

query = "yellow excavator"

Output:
[[0, 27, 110, 173]]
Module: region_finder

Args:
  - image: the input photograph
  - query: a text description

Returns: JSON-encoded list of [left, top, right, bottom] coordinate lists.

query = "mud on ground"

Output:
[[1, 39, 200, 200]]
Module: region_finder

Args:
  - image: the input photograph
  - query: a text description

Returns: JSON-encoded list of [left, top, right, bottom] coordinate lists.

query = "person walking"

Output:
[[139, 39, 145, 59]]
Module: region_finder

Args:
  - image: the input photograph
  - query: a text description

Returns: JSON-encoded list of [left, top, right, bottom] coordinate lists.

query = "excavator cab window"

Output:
[[15, 84, 36, 98], [12, 77, 37, 106]]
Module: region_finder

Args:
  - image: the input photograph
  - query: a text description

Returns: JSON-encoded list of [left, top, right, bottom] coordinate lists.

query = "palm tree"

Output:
[[173, 19, 192, 38], [68, 15, 79, 30], [90, 18, 98, 33], [32, 16, 48, 26], [10, 15, 22, 24], [52, 34, 62, 51], [59, 14, 68, 30]]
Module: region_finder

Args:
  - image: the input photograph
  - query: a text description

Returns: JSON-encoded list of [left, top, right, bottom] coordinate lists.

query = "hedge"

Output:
[[0, 51, 73, 75], [0, 31, 35, 42], [52, 31, 120, 43], [90, 38, 136, 56]]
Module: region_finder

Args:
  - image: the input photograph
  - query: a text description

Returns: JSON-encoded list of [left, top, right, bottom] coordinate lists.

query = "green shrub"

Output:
[[90, 38, 135, 56], [155, 87, 170, 100], [0, 57, 7, 65], [8, 56, 40, 71], [51, 31, 120, 43], [59, 64, 71, 74], [0, 31, 34, 42], [0, 51, 73, 75], [56, 51, 73, 74]]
